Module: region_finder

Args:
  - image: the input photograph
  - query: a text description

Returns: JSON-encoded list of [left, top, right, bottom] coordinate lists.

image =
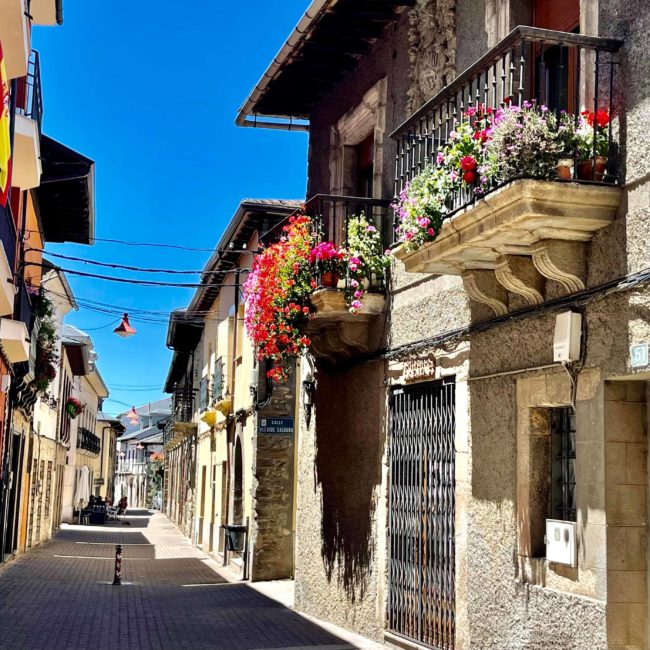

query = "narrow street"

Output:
[[0, 511, 380, 650]]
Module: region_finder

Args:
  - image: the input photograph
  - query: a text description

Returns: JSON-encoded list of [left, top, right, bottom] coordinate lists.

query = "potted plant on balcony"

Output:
[[243, 213, 314, 382], [65, 396, 84, 419], [482, 101, 562, 184], [308, 241, 345, 287], [393, 165, 448, 251], [345, 215, 391, 314], [575, 109, 610, 181], [33, 289, 58, 394], [555, 111, 578, 180]]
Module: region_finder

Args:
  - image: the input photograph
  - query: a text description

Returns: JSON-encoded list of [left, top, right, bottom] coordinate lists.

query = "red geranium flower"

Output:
[[460, 155, 476, 172]]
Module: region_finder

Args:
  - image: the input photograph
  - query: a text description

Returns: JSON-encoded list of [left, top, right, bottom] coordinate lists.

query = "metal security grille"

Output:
[[551, 407, 576, 521], [388, 379, 456, 649]]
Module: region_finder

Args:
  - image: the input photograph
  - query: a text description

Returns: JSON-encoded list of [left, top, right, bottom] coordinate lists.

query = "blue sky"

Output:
[[33, 1, 309, 414]]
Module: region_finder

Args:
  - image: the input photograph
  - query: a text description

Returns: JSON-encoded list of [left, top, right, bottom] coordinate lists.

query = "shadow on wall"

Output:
[[313, 359, 386, 602]]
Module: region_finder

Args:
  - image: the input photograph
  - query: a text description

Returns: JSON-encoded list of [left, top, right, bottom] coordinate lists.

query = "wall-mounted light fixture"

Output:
[[302, 377, 315, 428]]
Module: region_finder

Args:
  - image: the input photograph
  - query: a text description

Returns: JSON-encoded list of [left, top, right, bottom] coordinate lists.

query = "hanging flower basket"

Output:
[[65, 397, 84, 419]]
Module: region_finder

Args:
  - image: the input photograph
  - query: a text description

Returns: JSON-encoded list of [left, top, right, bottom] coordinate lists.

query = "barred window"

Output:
[[551, 408, 576, 522]]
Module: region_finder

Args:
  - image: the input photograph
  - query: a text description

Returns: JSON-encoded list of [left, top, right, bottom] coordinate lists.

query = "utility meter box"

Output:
[[553, 311, 582, 362], [545, 519, 577, 567]]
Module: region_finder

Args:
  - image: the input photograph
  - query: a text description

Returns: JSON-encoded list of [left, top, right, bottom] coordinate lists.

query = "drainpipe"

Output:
[[55, 0, 63, 25]]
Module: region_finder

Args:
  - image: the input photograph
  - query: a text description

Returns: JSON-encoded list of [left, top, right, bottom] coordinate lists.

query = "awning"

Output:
[[33, 134, 95, 245]]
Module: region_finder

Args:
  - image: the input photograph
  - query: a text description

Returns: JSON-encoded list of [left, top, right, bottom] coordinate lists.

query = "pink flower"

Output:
[[348, 256, 362, 271], [417, 217, 430, 228], [366, 225, 377, 233], [405, 232, 414, 241], [436, 151, 445, 164], [427, 228, 435, 236], [354, 290, 363, 299], [350, 279, 359, 288], [351, 300, 362, 310]]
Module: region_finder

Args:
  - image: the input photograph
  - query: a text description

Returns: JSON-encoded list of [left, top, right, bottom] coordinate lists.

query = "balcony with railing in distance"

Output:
[[392, 27, 624, 315], [304, 195, 391, 363], [13, 51, 43, 190], [77, 427, 101, 455], [0, 202, 17, 317], [172, 385, 195, 424]]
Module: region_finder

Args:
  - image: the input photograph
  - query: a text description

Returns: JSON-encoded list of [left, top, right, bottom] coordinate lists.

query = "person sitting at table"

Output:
[[88, 495, 96, 508], [118, 496, 127, 514]]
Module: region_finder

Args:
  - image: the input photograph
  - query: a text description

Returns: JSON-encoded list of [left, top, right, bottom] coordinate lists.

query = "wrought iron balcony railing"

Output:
[[305, 194, 392, 251], [391, 26, 623, 224], [198, 375, 208, 411], [77, 427, 101, 455], [0, 202, 17, 276], [304, 194, 392, 293], [212, 358, 224, 403], [17, 283, 33, 332], [172, 386, 195, 423], [16, 51, 43, 132]]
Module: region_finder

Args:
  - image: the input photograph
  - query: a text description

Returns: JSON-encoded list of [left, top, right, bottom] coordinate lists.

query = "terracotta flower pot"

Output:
[[556, 159, 574, 180], [577, 156, 607, 182], [321, 271, 339, 288]]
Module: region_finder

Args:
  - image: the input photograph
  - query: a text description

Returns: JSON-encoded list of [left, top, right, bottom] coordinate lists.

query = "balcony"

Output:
[[304, 195, 390, 363], [77, 427, 101, 455], [13, 51, 43, 190], [173, 386, 195, 423], [0, 0, 30, 79], [0, 317, 29, 363], [30, 0, 61, 26], [391, 27, 623, 315], [0, 204, 16, 317]]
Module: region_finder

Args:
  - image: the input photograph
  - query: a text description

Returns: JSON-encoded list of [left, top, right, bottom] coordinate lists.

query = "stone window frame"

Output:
[[328, 78, 387, 201], [515, 369, 604, 597]]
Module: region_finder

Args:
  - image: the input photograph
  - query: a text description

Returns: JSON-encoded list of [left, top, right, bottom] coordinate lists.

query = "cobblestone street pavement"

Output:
[[0, 511, 379, 650]]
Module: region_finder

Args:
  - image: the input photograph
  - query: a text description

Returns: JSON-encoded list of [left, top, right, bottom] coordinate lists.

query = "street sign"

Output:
[[94, 478, 105, 486], [259, 417, 294, 435], [630, 343, 649, 369]]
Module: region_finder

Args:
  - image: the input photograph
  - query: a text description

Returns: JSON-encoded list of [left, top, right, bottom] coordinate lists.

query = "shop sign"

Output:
[[403, 355, 437, 382]]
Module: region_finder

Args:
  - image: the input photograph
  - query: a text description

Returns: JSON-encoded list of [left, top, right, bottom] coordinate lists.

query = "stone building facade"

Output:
[[237, 0, 650, 648], [164, 200, 301, 581]]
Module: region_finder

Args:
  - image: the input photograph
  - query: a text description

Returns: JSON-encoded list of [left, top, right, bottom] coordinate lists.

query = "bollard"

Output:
[[112, 544, 122, 585]]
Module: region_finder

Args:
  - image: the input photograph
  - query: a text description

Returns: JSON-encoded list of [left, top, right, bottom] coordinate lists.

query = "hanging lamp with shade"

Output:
[[114, 313, 137, 338]]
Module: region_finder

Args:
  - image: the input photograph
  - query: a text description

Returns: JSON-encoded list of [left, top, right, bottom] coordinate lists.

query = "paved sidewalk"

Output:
[[0, 511, 383, 650]]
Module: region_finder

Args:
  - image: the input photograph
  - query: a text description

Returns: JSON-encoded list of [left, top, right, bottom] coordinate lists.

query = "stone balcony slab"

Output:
[[394, 180, 622, 276], [307, 289, 386, 363]]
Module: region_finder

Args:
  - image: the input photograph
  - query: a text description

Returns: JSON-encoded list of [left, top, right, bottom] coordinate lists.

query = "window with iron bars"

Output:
[[551, 407, 576, 522], [212, 358, 224, 403]]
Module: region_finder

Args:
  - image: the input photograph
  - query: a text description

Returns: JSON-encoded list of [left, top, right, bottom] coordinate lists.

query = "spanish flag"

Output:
[[0, 42, 11, 207]]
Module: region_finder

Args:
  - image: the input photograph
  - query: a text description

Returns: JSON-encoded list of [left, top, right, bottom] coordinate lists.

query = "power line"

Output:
[[28, 261, 251, 288], [34, 249, 257, 274], [25, 230, 221, 253]]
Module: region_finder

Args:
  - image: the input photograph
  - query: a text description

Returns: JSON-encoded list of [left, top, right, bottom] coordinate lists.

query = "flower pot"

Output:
[[556, 159, 574, 180], [321, 271, 339, 288], [577, 156, 607, 182]]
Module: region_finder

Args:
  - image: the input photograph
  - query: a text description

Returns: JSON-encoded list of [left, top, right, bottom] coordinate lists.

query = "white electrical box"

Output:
[[545, 519, 577, 567], [553, 311, 582, 362]]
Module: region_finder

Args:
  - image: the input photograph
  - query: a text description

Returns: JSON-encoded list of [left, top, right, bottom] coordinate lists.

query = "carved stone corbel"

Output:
[[462, 269, 508, 316], [531, 240, 586, 294], [495, 255, 545, 305]]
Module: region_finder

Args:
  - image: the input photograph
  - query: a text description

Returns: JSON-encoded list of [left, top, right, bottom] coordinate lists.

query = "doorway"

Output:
[[387, 379, 456, 649], [232, 438, 243, 525]]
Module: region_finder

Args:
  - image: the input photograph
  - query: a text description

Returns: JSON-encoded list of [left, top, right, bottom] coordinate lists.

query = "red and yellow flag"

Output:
[[0, 42, 11, 207]]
